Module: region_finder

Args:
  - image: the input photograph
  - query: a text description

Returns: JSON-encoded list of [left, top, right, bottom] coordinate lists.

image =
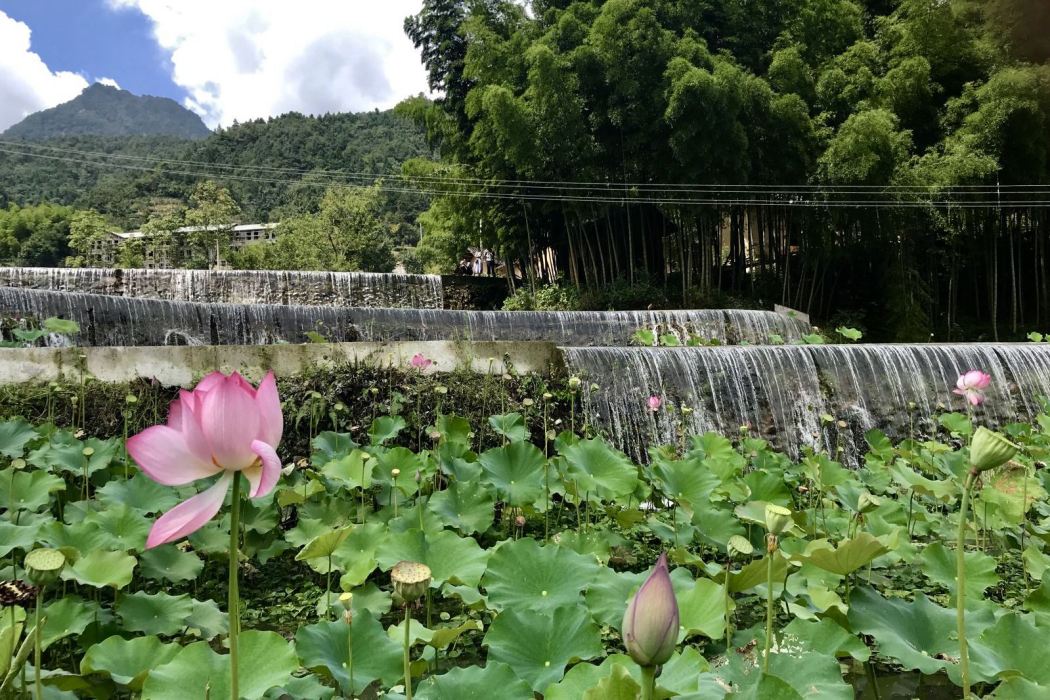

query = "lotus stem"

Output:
[[957, 469, 976, 699], [228, 474, 242, 700], [403, 604, 413, 700], [724, 555, 733, 646], [1022, 469, 1030, 595], [33, 591, 40, 700], [763, 535, 776, 674], [640, 664, 656, 700]]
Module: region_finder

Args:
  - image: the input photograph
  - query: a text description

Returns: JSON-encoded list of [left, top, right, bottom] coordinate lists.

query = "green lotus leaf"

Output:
[[0, 609, 25, 679], [427, 619, 483, 650], [794, 532, 889, 577], [781, 618, 870, 661], [385, 618, 434, 646], [990, 678, 1050, 699], [321, 450, 374, 491], [95, 474, 180, 513], [652, 454, 721, 513], [311, 431, 358, 466], [431, 414, 472, 446], [973, 612, 1050, 686], [369, 416, 407, 445], [488, 413, 529, 442], [375, 528, 489, 588], [559, 438, 640, 501], [426, 479, 496, 535], [584, 567, 647, 628], [678, 578, 729, 640], [331, 522, 386, 587], [416, 661, 533, 699], [921, 541, 999, 602], [295, 614, 402, 696], [582, 664, 640, 700], [264, 674, 336, 700], [484, 604, 603, 692], [39, 518, 105, 555], [0, 521, 41, 558], [544, 655, 638, 700], [481, 538, 601, 613], [888, 463, 957, 503], [726, 553, 788, 593], [372, 446, 422, 495], [28, 434, 118, 476], [83, 504, 150, 551], [706, 650, 851, 699], [81, 635, 180, 690], [62, 550, 136, 589], [478, 441, 546, 506], [138, 545, 204, 583], [296, 526, 352, 562], [0, 468, 65, 513], [848, 587, 996, 678], [0, 419, 37, 458], [42, 596, 106, 650], [117, 591, 194, 636], [142, 630, 296, 700], [183, 598, 228, 640], [658, 647, 710, 695], [692, 505, 746, 547]]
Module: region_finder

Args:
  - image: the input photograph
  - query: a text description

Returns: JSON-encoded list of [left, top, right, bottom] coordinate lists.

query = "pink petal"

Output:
[[243, 440, 281, 498], [194, 372, 227, 394], [254, 371, 283, 447], [952, 388, 966, 397], [976, 372, 992, 389], [968, 392, 985, 406], [200, 374, 261, 469], [146, 472, 233, 548], [167, 396, 184, 429], [230, 371, 257, 397], [127, 425, 220, 486]]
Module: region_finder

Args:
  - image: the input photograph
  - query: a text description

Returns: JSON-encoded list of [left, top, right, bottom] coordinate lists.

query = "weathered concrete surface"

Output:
[[0, 341, 565, 387]]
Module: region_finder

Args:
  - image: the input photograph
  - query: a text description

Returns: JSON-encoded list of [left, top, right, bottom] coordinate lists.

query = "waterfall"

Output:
[[565, 344, 1050, 463], [0, 288, 807, 347], [0, 267, 444, 309]]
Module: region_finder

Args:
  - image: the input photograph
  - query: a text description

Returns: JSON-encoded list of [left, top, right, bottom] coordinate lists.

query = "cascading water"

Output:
[[0, 267, 444, 309], [0, 287, 808, 347], [565, 344, 1050, 464]]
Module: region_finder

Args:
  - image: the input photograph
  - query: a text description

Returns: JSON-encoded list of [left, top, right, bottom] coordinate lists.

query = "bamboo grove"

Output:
[[399, 0, 1050, 341]]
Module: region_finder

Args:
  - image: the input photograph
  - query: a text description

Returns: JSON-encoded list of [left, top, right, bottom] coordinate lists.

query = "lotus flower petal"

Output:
[[244, 440, 281, 498], [193, 371, 227, 394], [254, 371, 283, 447], [146, 472, 233, 548], [127, 425, 220, 486], [200, 373, 261, 469], [622, 552, 679, 667]]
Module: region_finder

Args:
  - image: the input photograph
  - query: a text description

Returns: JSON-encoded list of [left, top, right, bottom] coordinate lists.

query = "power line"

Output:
[[5, 143, 1050, 208]]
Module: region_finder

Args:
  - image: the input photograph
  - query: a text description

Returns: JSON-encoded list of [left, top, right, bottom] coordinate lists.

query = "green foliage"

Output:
[[502, 282, 581, 311]]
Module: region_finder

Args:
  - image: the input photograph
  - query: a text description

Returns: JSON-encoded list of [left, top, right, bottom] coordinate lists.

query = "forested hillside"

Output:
[[1, 84, 211, 141], [401, 0, 1050, 340]]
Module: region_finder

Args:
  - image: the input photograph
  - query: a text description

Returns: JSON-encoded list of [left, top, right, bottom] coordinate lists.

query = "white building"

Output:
[[92, 223, 278, 268]]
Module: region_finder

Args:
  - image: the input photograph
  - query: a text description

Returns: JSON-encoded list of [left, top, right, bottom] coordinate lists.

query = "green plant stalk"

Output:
[[325, 554, 332, 621], [723, 555, 733, 646], [359, 460, 367, 525], [957, 469, 976, 700], [347, 621, 354, 699], [763, 540, 775, 674], [1022, 470, 1030, 595], [228, 474, 242, 700], [32, 593, 40, 700], [543, 458, 550, 542], [403, 605, 413, 700], [640, 664, 656, 700]]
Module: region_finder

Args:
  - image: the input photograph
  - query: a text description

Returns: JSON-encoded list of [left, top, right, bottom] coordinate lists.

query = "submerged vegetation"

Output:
[[1, 364, 1049, 697]]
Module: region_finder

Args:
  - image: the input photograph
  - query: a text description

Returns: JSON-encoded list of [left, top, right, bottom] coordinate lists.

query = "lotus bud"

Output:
[[391, 468, 401, 479], [764, 504, 793, 535], [514, 515, 526, 528], [391, 560, 431, 603], [590, 383, 599, 393], [969, 427, 1018, 473], [522, 398, 535, 408], [568, 376, 582, 391], [339, 592, 353, 625], [836, 420, 848, 429], [543, 392, 553, 401], [622, 553, 679, 668], [727, 535, 754, 557], [24, 548, 65, 588], [857, 492, 881, 514], [11, 458, 25, 471]]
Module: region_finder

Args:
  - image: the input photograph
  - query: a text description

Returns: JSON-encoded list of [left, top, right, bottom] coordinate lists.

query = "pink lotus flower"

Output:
[[647, 395, 662, 412], [622, 552, 679, 667], [410, 353, 433, 371], [953, 370, 992, 406], [127, 371, 283, 549]]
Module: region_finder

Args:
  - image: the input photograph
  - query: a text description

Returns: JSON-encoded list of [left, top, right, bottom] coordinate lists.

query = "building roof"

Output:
[[110, 223, 278, 240]]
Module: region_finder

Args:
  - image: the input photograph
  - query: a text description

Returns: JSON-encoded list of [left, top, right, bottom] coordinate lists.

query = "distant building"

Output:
[[91, 223, 278, 268]]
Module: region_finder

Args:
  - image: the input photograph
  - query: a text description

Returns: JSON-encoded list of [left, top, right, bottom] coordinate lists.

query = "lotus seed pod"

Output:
[[836, 420, 848, 429], [764, 504, 793, 535], [857, 492, 882, 514], [391, 468, 401, 478], [727, 535, 754, 557], [621, 553, 679, 668], [970, 427, 1019, 473], [24, 548, 65, 587], [542, 392, 553, 401], [339, 592, 353, 624], [391, 561, 431, 602], [568, 376, 582, 391], [11, 458, 25, 471], [522, 398, 535, 407]]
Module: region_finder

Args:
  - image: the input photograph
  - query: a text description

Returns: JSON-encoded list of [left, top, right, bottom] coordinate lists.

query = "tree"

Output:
[[183, 181, 241, 268], [65, 210, 112, 267]]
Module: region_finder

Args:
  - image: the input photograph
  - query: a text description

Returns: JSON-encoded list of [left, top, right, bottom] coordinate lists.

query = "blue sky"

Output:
[[0, 0, 186, 101], [0, 0, 429, 132]]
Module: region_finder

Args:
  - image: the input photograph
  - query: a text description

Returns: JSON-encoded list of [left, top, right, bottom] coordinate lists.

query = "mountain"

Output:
[[1, 83, 211, 141]]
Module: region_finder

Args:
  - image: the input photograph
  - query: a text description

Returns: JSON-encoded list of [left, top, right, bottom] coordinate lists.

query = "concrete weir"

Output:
[[0, 340, 564, 387]]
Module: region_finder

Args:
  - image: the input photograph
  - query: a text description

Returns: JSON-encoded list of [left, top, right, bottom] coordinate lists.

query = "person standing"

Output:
[[484, 249, 494, 276]]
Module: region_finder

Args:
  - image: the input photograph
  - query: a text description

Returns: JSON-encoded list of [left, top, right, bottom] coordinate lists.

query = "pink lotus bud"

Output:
[[647, 396, 662, 412], [410, 353, 433, 371], [952, 370, 992, 406], [622, 553, 679, 667]]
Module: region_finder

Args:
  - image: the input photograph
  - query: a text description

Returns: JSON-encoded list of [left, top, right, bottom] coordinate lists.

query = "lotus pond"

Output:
[[1, 371, 1050, 699]]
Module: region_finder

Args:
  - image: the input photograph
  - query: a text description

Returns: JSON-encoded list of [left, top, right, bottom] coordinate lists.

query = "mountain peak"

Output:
[[2, 84, 211, 141]]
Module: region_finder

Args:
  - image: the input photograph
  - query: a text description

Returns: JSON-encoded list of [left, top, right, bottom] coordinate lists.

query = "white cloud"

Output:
[[0, 11, 88, 132], [107, 0, 431, 128], [96, 77, 122, 89]]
